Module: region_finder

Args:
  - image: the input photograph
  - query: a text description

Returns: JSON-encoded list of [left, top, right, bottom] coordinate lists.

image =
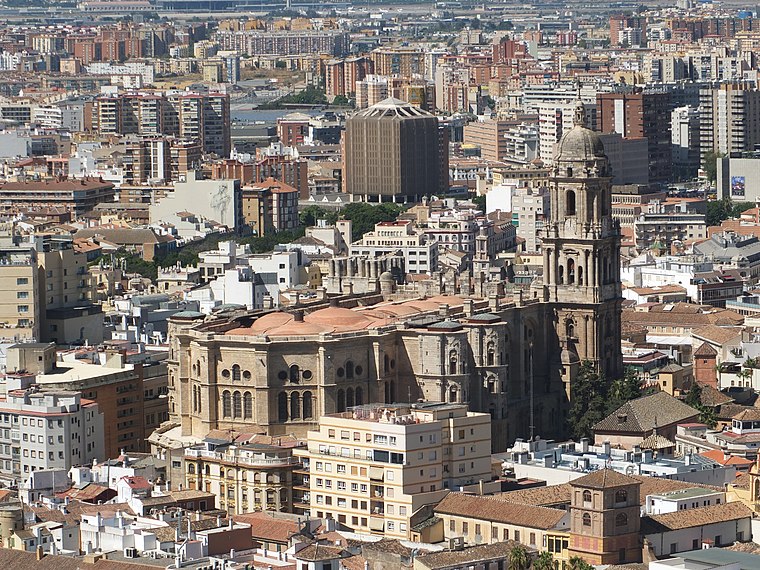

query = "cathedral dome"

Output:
[[553, 100, 606, 163]]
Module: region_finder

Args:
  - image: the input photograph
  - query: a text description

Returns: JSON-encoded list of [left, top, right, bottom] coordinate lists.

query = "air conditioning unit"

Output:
[[449, 536, 465, 551]]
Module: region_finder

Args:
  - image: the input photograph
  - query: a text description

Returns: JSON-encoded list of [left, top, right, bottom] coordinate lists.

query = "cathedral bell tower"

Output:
[[540, 100, 623, 388]]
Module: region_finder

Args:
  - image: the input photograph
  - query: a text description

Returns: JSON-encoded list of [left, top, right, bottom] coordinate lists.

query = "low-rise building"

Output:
[[184, 436, 303, 515], [641, 501, 752, 556]]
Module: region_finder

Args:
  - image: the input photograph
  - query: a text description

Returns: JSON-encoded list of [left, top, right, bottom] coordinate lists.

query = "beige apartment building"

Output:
[[0, 226, 39, 342], [297, 403, 491, 539], [185, 438, 303, 515]]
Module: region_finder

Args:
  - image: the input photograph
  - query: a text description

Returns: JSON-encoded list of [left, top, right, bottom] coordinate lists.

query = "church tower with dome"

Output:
[[539, 100, 623, 396]]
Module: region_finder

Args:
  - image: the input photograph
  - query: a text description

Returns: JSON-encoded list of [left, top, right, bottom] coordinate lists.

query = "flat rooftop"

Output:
[[35, 359, 136, 385]]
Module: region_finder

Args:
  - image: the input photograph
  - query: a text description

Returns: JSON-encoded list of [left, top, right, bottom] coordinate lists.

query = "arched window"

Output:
[[384, 382, 390, 403], [289, 364, 300, 383], [345, 361, 354, 379], [277, 391, 288, 422], [567, 320, 575, 339], [302, 391, 313, 419], [188, 464, 195, 474], [192, 386, 197, 412], [568, 258, 575, 284], [615, 513, 628, 527], [243, 392, 253, 419], [390, 380, 396, 403], [290, 392, 300, 420], [615, 490, 628, 504], [196, 360, 201, 376], [337, 389, 345, 412], [222, 391, 231, 417], [449, 352, 458, 375], [449, 386, 457, 403], [205, 465, 210, 476], [578, 265, 584, 285], [384, 354, 389, 374], [233, 391, 242, 418], [566, 190, 576, 215], [582, 513, 591, 527], [487, 342, 495, 366], [582, 490, 592, 503], [346, 387, 354, 408], [566, 167, 573, 177], [232, 364, 241, 382], [559, 265, 564, 285], [355, 387, 363, 406]]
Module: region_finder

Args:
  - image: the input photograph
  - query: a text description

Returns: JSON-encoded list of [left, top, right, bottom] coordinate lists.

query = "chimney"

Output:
[[488, 294, 499, 312], [438, 304, 449, 318], [293, 310, 304, 322], [36, 545, 44, 561], [603, 441, 611, 456], [580, 438, 589, 453], [463, 299, 474, 317]]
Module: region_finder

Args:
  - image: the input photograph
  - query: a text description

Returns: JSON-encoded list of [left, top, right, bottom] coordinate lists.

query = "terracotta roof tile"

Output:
[[641, 501, 752, 533], [593, 391, 699, 434], [571, 469, 640, 490], [416, 540, 532, 569], [434, 492, 566, 529]]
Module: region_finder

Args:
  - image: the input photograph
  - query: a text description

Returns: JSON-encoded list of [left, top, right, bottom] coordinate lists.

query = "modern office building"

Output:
[[343, 98, 448, 202], [597, 91, 672, 184], [297, 403, 491, 539]]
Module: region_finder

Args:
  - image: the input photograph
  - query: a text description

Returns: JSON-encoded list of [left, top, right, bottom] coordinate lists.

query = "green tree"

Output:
[[532, 551, 554, 570], [568, 557, 594, 570], [239, 228, 305, 253], [299, 205, 337, 227], [685, 381, 703, 408], [607, 367, 642, 412], [340, 202, 405, 241], [472, 194, 486, 212], [706, 197, 755, 226], [508, 544, 530, 570], [703, 151, 724, 183], [683, 381, 718, 428], [331, 94, 351, 107], [567, 361, 611, 441]]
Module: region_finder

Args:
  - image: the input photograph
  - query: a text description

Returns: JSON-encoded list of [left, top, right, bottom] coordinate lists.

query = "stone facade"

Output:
[[165, 102, 622, 451]]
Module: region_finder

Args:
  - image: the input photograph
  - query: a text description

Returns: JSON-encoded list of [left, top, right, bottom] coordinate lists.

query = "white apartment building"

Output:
[[538, 102, 598, 163], [351, 221, 438, 274], [512, 186, 549, 253], [298, 403, 491, 539], [645, 487, 726, 515], [189, 250, 304, 312], [0, 373, 104, 483], [420, 212, 480, 255]]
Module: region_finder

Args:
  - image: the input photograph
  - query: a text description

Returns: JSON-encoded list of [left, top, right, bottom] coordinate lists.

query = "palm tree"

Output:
[[568, 556, 593, 570], [532, 551, 554, 570], [508, 544, 530, 570]]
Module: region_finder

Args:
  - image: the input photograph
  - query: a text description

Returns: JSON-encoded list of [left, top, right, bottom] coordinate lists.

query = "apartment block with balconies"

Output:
[[297, 403, 491, 539], [184, 439, 303, 515]]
